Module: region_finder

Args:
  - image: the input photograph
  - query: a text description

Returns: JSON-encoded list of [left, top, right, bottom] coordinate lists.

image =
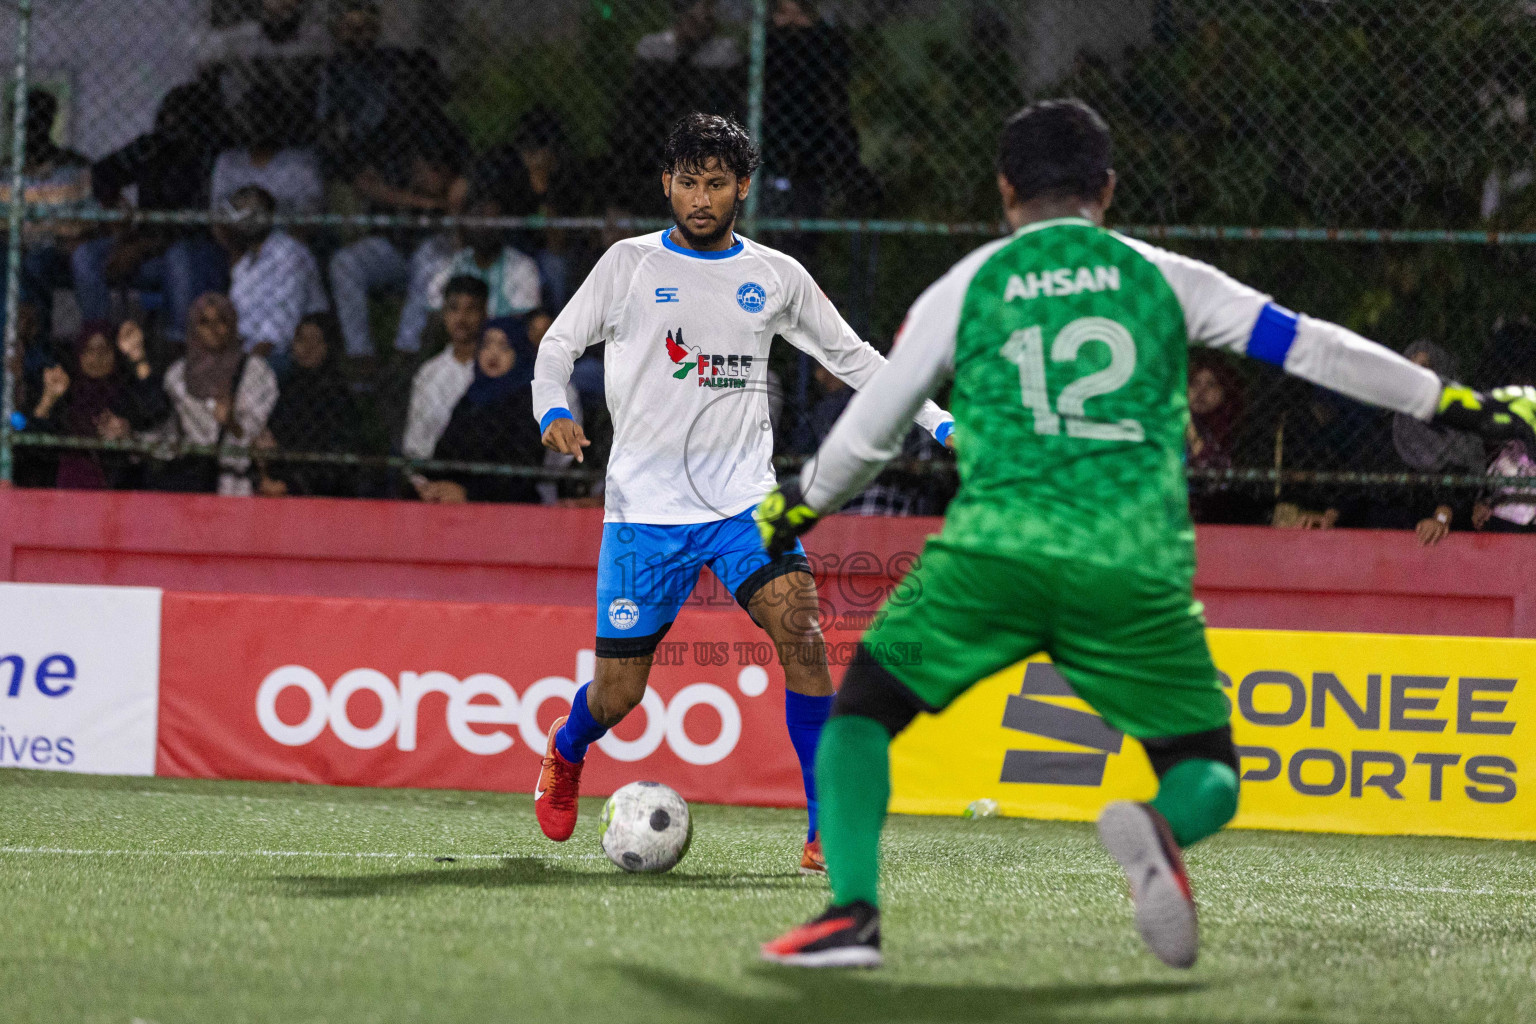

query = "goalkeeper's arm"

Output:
[[1129, 237, 1536, 445], [1223, 302, 1536, 447]]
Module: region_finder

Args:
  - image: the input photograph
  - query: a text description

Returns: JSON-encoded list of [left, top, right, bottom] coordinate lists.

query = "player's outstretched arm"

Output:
[[1243, 303, 1536, 445], [1123, 237, 1536, 445]]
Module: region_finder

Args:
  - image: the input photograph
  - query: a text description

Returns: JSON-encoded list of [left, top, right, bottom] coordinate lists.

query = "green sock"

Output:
[[1149, 759, 1240, 848], [815, 715, 892, 908]]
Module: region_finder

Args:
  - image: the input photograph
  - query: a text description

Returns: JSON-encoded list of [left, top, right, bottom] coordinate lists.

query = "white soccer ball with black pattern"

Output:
[[600, 781, 693, 873]]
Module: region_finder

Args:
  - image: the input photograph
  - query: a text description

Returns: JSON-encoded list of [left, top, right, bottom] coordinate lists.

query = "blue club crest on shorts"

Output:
[[736, 282, 766, 313], [608, 598, 640, 630]]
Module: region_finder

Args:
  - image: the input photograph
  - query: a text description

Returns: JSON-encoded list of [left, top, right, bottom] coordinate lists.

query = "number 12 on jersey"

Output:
[[1000, 316, 1145, 442]]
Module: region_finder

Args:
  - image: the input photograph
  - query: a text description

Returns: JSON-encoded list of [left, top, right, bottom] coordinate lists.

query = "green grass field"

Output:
[[3, 769, 1535, 1024]]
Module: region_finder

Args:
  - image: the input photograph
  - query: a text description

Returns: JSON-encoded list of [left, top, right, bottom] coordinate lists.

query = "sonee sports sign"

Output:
[[887, 628, 1536, 840]]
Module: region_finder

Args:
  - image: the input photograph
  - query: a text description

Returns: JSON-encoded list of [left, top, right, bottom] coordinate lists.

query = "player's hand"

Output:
[[1433, 383, 1536, 448], [542, 417, 591, 463], [755, 480, 820, 560]]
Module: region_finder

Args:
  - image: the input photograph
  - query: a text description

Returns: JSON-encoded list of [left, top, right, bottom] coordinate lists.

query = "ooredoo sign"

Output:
[[155, 592, 805, 805]]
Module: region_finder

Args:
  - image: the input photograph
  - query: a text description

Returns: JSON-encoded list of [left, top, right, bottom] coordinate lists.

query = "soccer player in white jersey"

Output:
[[529, 113, 955, 869]]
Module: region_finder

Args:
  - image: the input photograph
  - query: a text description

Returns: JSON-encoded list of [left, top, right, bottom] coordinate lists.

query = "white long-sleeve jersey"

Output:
[[533, 230, 954, 524], [801, 221, 1443, 513]]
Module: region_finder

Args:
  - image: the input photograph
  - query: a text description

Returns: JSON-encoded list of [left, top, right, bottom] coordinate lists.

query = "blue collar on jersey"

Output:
[[660, 229, 744, 260]]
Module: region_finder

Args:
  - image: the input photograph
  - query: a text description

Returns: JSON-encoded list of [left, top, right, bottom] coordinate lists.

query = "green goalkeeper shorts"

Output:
[[861, 537, 1228, 740]]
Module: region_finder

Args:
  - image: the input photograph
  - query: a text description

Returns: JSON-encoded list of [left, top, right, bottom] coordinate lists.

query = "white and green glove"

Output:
[[1433, 384, 1536, 448]]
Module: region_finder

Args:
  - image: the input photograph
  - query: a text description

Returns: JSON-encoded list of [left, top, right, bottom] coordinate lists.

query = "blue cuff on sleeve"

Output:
[[539, 407, 574, 433], [934, 420, 955, 445], [1247, 303, 1300, 367]]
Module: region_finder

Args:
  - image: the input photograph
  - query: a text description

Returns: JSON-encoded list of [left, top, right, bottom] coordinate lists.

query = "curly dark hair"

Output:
[[661, 112, 761, 180]]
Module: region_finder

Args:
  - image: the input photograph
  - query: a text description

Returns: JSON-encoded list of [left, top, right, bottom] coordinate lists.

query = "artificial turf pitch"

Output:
[[2, 770, 1534, 1024]]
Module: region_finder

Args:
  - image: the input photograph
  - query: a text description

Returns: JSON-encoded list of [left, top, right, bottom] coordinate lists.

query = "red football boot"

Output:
[[761, 901, 882, 968], [535, 715, 584, 842]]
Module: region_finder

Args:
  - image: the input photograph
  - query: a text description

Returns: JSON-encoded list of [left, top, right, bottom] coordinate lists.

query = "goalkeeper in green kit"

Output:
[[756, 99, 1536, 970]]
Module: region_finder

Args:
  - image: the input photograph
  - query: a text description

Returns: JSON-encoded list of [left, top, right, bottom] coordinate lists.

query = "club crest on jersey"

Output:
[[736, 281, 767, 313], [663, 328, 754, 389]]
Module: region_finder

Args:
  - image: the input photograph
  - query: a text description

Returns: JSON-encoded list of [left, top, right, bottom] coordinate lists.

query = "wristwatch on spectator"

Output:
[[1435, 509, 1451, 525]]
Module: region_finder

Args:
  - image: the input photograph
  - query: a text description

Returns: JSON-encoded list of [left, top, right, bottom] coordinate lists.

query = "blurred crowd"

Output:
[[3, 0, 1532, 538], [3, 0, 929, 510], [1186, 336, 1536, 541]]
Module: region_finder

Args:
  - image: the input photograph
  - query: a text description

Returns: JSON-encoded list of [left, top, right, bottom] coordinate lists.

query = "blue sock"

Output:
[[555, 683, 607, 763], [785, 691, 834, 841]]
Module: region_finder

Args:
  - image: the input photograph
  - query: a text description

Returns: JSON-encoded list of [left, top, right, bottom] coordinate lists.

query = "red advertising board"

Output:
[[157, 592, 859, 806]]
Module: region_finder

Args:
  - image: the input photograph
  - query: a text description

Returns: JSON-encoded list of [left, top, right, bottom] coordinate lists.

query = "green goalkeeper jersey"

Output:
[[944, 219, 1195, 578], [799, 216, 1443, 582]]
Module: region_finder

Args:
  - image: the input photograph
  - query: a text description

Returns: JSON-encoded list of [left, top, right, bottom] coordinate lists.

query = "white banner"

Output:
[[0, 583, 162, 776]]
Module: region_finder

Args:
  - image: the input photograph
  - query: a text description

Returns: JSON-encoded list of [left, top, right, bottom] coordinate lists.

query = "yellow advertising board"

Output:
[[890, 628, 1535, 840]]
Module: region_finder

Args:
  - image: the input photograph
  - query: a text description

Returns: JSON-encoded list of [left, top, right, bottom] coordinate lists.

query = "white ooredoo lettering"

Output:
[[254, 654, 762, 765]]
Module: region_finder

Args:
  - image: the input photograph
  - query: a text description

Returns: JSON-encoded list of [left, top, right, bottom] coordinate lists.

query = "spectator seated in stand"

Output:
[[606, 0, 744, 214], [255, 312, 361, 498], [1185, 350, 1265, 524], [1475, 441, 1536, 534], [788, 363, 946, 516], [189, 0, 329, 121], [424, 194, 543, 324], [215, 186, 329, 361], [0, 89, 95, 339], [401, 275, 487, 463], [328, 115, 468, 358], [761, 1, 877, 225], [156, 292, 279, 496], [413, 316, 542, 504], [314, 0, 450, 182], [1389, 341, 1487, 546], [6, 301, 58, 488], [17, 319, 170, 491], [1269, 384, 1387, 531], [210, 83, 324, 217], [473, 107, 594, 314], [77, 82, 227, 346]]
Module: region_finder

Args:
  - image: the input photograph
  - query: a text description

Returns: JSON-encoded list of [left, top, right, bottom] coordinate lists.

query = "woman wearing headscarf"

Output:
[[23, 319, 170, 489], [1185, 350, 1264, 523], [414, 316, 542, 504], [256, 312, 361, 498], [1391, 340, 1485, 545], [157, 291, 279, 495]]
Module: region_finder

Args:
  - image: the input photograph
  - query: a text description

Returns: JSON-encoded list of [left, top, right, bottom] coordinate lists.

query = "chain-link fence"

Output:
[[2, 0, 1536, 531]]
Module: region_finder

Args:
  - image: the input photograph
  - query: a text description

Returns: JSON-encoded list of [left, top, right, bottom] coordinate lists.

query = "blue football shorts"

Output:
[[594, 506, 810, 658]]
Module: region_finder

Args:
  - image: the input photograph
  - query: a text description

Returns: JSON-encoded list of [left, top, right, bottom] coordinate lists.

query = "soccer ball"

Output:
[[600, 781, 693, 873]]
